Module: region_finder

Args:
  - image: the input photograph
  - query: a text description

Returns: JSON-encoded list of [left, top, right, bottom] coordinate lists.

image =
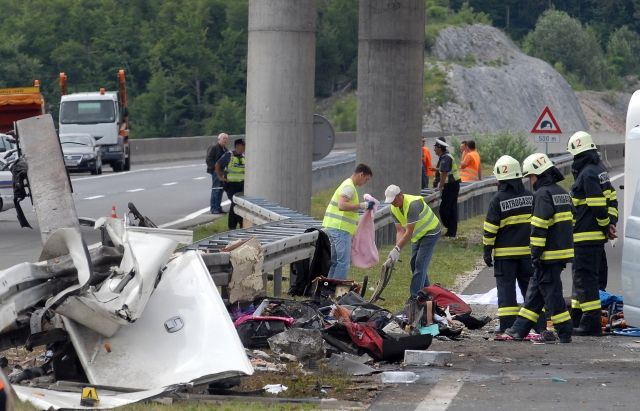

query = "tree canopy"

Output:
[[0, 0, 638, 137]]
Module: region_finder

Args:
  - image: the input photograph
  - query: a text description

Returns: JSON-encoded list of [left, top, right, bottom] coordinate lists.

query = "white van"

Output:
[[622, 91, 640, 326]]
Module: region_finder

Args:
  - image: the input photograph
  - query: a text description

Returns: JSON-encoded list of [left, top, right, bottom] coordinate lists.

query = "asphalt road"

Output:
[[372, 167, 637, 411], [0, 160, 212, 269]]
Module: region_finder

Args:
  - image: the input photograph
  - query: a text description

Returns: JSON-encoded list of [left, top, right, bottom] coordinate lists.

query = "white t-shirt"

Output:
[[341, 184, 355, 200]]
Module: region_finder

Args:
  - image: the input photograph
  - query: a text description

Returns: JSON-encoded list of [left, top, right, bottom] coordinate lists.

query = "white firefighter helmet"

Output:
[[522, 153, 554, 176], [493, 155, 522, 181], [567, 131, 597, 156]]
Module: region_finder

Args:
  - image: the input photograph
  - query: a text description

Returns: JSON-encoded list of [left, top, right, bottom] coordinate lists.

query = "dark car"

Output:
[[60, 133, 102, 175]]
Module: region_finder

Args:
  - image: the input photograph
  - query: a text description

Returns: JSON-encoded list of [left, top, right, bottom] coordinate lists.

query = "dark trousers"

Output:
[[511, 262, 571, 337], [439, 180, 460, 237], [225, 181, 244, 230], [571, 245, 604, 318], [421, 164, 430, 190], [495, 258, 533, 331], [598, 246, 608, 290]]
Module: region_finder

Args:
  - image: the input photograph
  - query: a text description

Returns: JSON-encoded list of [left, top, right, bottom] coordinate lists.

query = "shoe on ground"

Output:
[[530, 330, 558, 343], [211, 210, 225, 215]]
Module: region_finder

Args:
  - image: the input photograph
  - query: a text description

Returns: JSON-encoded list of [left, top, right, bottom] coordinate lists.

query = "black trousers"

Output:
[[512, 262, 571, 335], [598, 246, 608, 290], [572, 245, 604, 316], [225, 181, 244, 230], [440, 180, 460, 236], [494, 258, 533, 331]]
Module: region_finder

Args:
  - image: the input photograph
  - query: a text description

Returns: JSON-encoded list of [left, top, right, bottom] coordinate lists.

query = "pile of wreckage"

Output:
[[1, 115, 491, 409]]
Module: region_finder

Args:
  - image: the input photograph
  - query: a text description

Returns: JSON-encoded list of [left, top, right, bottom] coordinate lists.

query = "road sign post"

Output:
[[531, 106, 562, 154]]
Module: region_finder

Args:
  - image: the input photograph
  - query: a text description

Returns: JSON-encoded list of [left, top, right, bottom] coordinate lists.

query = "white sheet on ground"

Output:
[[457, 287, 524, 305]]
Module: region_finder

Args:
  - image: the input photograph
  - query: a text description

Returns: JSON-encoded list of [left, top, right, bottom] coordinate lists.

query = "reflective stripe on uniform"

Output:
[[499, 214, 531, 228], [494, 246, 530, 257], [541, 248, 574, 260], [531, 216, 549, 229], [603, 189, 617, 201], [608, 207, 618, 218], [596, 216, 611, 227], [551, 211, 573, 224], [324, 212, 359, 226], [518, 307, 539, 322], [483, 221, 499, 234], [497, 306, 521, 317], [530, 236, 546, 247], [572, 198, 586, 206], [550, 311, 571, 324], [483, 236, 496, 246], [580, 299, 602, 312], [571, 299, 581, 309], [573, 231, 607, 242], [585, 196, 607, 207]]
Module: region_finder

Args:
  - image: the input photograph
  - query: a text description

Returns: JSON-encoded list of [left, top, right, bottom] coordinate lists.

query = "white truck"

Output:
[[622, 91, 640, 326], [59, 70, 131, 172]]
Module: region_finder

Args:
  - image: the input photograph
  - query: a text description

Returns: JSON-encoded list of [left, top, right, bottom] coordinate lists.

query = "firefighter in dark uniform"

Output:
[[567, 131, 618, 335], [483, 155, 535, 333], [502, 153, 574, 343]]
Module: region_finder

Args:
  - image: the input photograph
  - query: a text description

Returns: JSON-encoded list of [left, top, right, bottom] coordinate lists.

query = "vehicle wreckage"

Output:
[[3, 115, 489, 409]]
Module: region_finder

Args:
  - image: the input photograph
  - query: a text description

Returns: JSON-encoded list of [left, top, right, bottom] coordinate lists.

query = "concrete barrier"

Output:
[[130, 132, 357, 164]]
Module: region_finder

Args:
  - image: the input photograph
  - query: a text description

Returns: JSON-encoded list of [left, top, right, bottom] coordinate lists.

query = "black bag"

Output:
[[235, 319, 288, 348], [289, 228, 331, 296]]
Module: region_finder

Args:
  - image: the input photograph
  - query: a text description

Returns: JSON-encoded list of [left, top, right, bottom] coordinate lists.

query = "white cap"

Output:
[[384, 184, 401, 203], [434, 138, 449, 148]]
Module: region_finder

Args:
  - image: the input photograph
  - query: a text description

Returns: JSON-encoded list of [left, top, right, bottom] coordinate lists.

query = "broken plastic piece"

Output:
[[380, 371, 418, 384]]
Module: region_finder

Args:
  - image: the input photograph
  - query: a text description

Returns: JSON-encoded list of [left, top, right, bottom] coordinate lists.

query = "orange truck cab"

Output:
[[0, 81, 45, 133]]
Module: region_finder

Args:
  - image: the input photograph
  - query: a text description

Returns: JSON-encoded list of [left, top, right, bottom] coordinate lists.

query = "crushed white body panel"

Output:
[[64, 250, 253, 389], [14, 385, 167, 410], [51, 221, 177, 337]]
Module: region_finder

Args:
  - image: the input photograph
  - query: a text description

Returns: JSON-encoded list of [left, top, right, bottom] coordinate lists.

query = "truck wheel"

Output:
[[124, 156, 130, 171]]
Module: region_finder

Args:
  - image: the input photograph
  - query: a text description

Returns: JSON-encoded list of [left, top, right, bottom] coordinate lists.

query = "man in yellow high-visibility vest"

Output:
[[322, 164, 373, 280], [385, 184, 441, 298]]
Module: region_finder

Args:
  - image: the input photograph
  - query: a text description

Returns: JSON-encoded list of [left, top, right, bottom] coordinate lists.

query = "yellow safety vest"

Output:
[[443, 153, 460, 181], [226, 153, 245, 182], [323, 178, 359, 235], [391, 194, 440, 243]]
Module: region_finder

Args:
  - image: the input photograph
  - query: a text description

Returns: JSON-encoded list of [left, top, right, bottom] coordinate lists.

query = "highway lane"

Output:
[[0, 149, 356, 269]]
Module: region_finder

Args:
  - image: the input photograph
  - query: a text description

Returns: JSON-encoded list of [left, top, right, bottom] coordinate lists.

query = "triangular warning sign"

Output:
[[531, 106, 562, 134]]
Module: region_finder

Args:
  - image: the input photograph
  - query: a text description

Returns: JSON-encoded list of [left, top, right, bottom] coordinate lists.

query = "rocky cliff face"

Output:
[[423, 24, 589, 134]]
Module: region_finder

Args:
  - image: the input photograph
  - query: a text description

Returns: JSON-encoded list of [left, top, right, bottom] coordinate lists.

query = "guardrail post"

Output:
[[273, 267, 283, 297]]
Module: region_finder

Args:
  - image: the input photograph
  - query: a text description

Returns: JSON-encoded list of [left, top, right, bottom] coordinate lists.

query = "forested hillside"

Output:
[[0, 0, 638, 137]]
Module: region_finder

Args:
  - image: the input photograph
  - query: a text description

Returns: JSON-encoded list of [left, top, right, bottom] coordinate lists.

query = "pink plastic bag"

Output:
[[351, 194, 379, 268]]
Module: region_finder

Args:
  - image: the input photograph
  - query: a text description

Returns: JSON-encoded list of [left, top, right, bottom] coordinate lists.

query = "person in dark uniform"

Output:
[[567, 131, 618, 335], [483, 155, 535, 333], [432, 138, 461, 237], [501, 153, 574, 343], [215, 138, 245, 230]]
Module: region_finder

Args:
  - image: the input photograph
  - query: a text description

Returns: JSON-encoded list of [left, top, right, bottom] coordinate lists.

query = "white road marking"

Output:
[[192, 176, 206, 180], [126, 188, 145, 193], [162, 182, 178, 186], [83, 195, 105, 200], [610, 172, 624, 182], [71, 163, 203, 181], [160, 200, 231, 228], [415, 371, 467, 411]]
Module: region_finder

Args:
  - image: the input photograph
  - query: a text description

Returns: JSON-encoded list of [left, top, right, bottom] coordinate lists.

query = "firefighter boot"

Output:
[[555, 321, 573, 343], [573, 311, 602, 336]]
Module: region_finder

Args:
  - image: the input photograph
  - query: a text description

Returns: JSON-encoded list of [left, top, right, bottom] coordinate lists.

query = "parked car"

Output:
[[0, 134, 16, 212], [60, 133, 102, 175]]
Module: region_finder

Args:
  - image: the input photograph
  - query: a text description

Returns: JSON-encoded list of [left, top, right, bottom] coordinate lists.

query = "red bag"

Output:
[[422, 284, 472, 316]]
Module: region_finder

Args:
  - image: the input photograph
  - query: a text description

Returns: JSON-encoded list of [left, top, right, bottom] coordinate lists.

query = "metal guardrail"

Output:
[[189, 146, 624, 300]]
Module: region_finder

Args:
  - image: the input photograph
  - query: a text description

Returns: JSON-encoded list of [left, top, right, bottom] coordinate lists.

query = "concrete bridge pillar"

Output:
[[245, 0, 316, 214], [357, 0, 425, 198]]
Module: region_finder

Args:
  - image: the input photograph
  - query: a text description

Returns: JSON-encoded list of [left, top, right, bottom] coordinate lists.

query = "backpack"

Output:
[[421, 284, 472, 316]]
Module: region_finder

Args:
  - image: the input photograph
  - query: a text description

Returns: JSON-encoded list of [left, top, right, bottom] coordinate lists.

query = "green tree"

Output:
[[606, 26, 640, 77], [523, 10, 609, 89]]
